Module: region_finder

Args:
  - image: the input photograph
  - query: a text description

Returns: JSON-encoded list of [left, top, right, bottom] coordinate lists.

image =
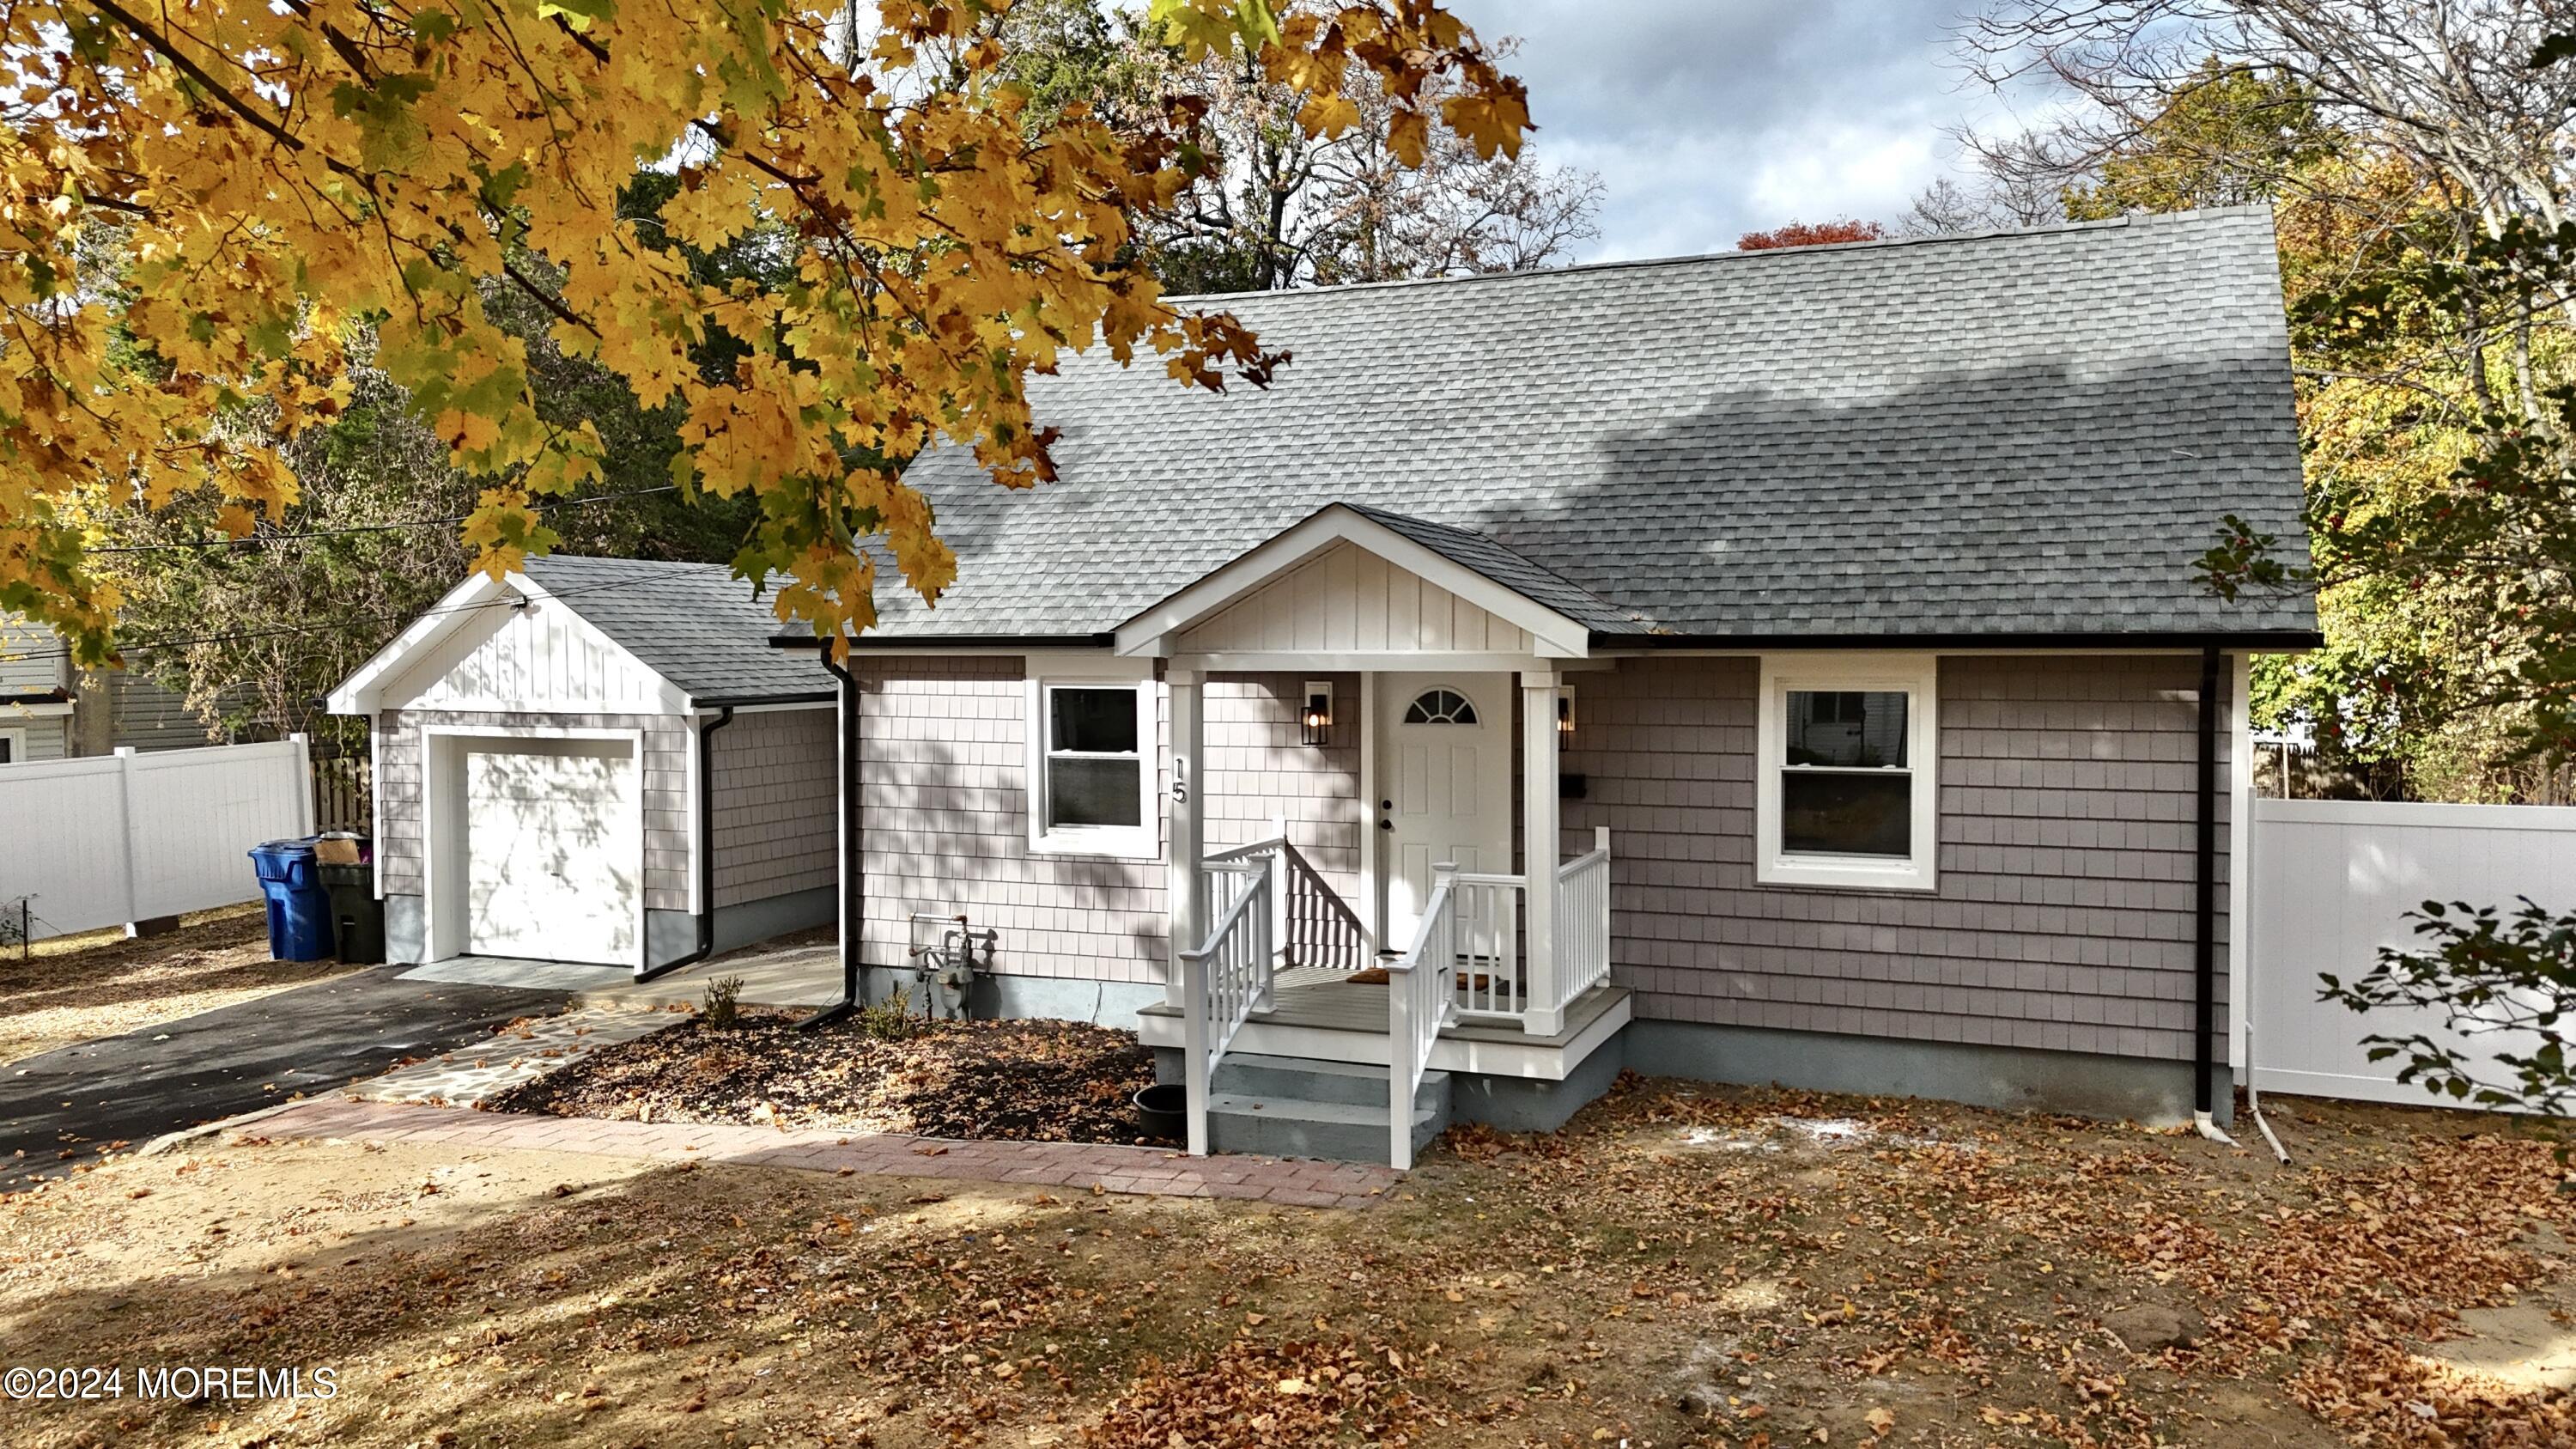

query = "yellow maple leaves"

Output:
[[0, 0, 1526, 665]]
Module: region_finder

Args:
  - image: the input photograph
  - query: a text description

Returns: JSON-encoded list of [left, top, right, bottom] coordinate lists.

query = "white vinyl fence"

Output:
[[0, 739, 314, 942], [2249, 797, 2576, 1108]]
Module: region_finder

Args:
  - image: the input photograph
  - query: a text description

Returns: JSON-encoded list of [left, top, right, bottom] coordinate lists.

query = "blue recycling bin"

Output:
[[248, 838, 336, 962]]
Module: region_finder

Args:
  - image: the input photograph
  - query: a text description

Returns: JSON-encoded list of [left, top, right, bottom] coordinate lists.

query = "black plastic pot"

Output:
[[1132, 1083, 1188, 1142]]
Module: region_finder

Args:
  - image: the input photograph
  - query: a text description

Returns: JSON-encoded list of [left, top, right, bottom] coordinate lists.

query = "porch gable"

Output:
[[1115, 503, 1627, 662]]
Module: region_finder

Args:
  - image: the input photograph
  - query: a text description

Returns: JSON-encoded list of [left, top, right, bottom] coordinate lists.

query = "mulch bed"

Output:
[[483, 1008, 1165, 1145]]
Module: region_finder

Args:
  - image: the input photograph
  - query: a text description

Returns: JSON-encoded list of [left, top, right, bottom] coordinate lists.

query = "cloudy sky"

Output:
[[1447, 0, 2027, 261]]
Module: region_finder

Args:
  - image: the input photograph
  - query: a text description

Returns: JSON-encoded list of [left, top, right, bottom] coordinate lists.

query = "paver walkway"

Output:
[[241, 1098, 1397, 1209]]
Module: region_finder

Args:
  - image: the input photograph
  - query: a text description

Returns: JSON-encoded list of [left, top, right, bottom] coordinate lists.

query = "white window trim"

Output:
[[1754, 653, 1940, 892], [1024, 664, 1160, 861], [0, 726, 24, 765]]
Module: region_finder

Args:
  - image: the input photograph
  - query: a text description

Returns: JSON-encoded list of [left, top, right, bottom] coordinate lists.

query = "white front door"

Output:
[[1376, 672, 1512, 950], [463, 739, 641, 965]]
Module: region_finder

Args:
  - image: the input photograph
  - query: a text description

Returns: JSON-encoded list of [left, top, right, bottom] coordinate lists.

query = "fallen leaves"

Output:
[[1081, 1336, 1419, 1449], [483, 1012, 1159, 1145]]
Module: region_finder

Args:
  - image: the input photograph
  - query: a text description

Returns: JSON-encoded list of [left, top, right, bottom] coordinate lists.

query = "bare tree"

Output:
[[1897, 170, 2064, 235], [1301, 43, 1605, 284], [1953, 0, 2576, 422], [1140, 25, 1601, 289], [1962, 2, 2576, 236]]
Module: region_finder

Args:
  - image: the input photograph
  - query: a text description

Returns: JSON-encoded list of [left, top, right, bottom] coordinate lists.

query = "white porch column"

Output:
[[1164, 667, 1206, 1008], [1521, 670, 1564, 1036]]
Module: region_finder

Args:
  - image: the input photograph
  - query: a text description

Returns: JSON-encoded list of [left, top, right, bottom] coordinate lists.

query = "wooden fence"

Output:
[[0, 738, 315, 941], [309, 746, 373, 835]]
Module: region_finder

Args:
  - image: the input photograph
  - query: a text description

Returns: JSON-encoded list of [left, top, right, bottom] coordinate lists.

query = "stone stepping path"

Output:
[[347, 1006, 676, 1107]]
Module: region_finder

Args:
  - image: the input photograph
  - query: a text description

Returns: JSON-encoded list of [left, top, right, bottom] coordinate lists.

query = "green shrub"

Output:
[[860, 988, 922, 1042], [702, 974, 744, 1030], [2323, 896, 2576, 1113]]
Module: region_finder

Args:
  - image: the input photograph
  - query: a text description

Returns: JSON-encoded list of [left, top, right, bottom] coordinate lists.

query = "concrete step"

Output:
[[1213, 1052, 1449, 1110], [1206, 1091, 1444, 1163]]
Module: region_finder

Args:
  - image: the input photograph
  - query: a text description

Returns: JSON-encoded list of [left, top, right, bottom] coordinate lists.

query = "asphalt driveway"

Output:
[[2, 967, 568, 1190]]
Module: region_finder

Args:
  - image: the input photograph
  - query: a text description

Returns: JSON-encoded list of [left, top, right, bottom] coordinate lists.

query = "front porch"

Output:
[[1125, 505, 1649, 1167], [1147, 810, 1629, 1167]]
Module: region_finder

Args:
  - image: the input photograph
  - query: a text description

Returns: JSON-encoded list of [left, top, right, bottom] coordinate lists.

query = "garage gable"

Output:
[[330, 572, 689, 716]]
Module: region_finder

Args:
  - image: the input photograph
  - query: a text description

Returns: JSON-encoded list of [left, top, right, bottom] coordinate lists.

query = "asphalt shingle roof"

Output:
[[1334, 504, 1662, 635], [868, 205, 2313, 642], [520, 555, 831, 704]]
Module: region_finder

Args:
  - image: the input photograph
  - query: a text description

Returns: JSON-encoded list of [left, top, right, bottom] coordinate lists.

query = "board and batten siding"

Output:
[[854, 660, 1360, 984], [374, 708, 693, 911], [709, 707, 836, 907], [383, 594, 674, 715], [1177, 541, 1536, 654], [1558, 654, 2230, 1062]]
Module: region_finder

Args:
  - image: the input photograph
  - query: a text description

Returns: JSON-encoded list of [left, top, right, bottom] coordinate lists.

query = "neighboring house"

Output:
[[0, 612, 219, 764], [0, 613, 76, 764], [331, 208, 2316, 1160]]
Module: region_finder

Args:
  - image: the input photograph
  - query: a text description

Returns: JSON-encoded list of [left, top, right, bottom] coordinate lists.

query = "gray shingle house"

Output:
[[331, 207, 2315, 1164]]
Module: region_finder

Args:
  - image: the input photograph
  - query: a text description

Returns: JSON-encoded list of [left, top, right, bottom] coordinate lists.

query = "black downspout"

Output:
[[636, 705, 736, 981], [799, 654, 863, 1029], [2194, 646, 2221, 1122]]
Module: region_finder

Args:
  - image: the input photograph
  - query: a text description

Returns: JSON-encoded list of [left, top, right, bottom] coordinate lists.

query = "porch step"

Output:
[[1206, 1056, 1450, 1163], [1214, 1053, 1430, 1107]]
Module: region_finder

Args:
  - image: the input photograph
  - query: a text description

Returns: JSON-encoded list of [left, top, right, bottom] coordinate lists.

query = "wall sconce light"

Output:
[[1557, 686, 1576, 741], [1301, 680, 1334, 747]]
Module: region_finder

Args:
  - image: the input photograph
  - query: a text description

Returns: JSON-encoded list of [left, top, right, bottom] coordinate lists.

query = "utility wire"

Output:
[[84, 484, 686, 554]]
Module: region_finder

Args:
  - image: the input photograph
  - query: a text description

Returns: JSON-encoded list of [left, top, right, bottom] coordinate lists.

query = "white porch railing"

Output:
[[1552, 826, 1613, 1011], [1206, 819, 1371, 975], [1448, 871, 1527, 1018], [1440, 829, 1613, 1027], [1201, 837, 1273, 923], [1281, 843, 1371, 971], [1187, 828, 1612, 1167], [1177, 860, 1273, 1156], [1386, 866, 1460, 1171]]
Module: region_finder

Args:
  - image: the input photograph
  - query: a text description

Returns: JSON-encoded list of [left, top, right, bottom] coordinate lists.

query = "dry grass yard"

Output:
[[4, 1076, 2573, 1447]]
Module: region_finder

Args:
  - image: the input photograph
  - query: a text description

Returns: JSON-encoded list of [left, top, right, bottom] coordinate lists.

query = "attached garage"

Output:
[[329, 557, 841, 977]]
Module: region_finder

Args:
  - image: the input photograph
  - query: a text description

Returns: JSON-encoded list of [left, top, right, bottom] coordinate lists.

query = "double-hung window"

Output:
[[1754, 654, 1938, 890], [1027, 668, 1158, 859]]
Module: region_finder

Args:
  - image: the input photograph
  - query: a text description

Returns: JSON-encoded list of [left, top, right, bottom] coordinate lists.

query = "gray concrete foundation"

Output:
[[646, 886, 835, 971], [1446, 1035, 1630, 1132], [841, 967, 1163, 1031], [1623, 1019, 2233, 1128], [384, 893, 426, 965]]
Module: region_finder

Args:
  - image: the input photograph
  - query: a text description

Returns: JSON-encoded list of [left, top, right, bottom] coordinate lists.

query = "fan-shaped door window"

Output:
[[1402, 688, 1479, 725]]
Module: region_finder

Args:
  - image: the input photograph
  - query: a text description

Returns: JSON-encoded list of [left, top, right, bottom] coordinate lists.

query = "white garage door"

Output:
[[464, 739, 640, 966]]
